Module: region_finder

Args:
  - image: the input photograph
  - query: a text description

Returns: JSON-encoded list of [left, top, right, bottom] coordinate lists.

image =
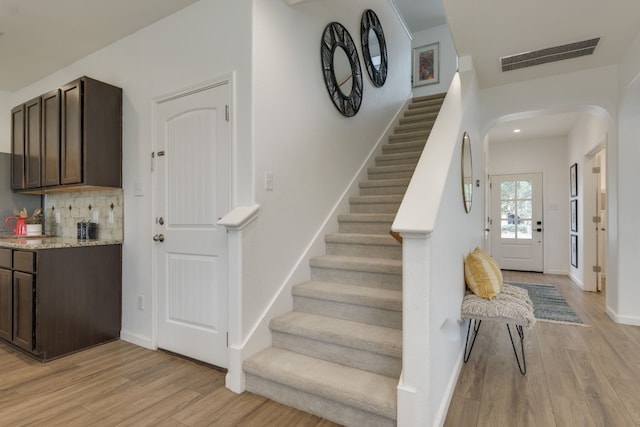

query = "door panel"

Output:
[[155, 83, 230, 368], [491, 173, 543, 272]]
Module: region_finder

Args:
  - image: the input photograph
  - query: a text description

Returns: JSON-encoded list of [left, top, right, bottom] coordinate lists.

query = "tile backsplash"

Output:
[[44, 188, 123, 240]]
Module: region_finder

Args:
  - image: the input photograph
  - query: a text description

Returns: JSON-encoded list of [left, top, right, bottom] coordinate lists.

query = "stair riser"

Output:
[[382, 142, 425, 154], [338, 221, 394, 235], [293, 296, 402, 329], [407, 103, 441, 112], [389, 133, 428, 143], [350, 202, 401, 214], [393, 122, 434, 134], [272, 332, 401, 378], [310, 267, 402, 290], [245, 375, 395, 427], [399, 116, 432, 126], [368, 169, 414, 180], [404, 109, 439, 118], [359, 185, 408, 196], [326, 242, 402, 260], [375, 157, 418, 167]]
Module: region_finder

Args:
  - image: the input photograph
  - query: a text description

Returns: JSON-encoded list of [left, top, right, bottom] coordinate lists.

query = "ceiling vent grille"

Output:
[[500, 37, 601, 72]]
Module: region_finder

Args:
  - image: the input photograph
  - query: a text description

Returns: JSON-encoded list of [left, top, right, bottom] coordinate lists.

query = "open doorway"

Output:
[[583, 143, 607, 292]]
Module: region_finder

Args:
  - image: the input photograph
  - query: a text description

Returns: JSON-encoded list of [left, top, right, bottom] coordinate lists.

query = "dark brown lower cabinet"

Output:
[[0, 268, 11, 341], [13, 271, 34, 352], [0, 245, 122, 361]]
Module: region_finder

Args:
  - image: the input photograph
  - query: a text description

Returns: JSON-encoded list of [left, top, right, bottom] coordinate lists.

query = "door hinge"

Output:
[[593, 216, 601, 223], [592, 166, 601, 174], [150, 152, 154, 172], [593, 265, 602, 273], [225, 105, 229, 122], [226, 332, 229, 347]]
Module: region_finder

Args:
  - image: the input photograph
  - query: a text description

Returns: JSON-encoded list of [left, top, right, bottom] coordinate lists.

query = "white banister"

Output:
[[394, 62, 480, 426], [218, 204, 260, 392]]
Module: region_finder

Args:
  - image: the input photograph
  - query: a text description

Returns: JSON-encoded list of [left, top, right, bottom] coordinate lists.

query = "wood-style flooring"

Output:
[[445, 271, 640, 427], [0, 339, 340, 426], [2, 272, 637, 426]]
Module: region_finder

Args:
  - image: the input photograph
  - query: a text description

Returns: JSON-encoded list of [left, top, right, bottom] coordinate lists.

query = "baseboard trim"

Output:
[[120, 329, 154, 350], [606, 306, 640, 326], [434, 350, 464, 427]]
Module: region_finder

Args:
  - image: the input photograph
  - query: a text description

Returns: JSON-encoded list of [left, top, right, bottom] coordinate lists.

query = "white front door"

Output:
[[490, 173, 543, 272], [154, 82, 230, 367]]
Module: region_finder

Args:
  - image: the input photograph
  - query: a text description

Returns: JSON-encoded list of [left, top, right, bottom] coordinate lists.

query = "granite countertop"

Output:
[[0, 236, 123, 250]]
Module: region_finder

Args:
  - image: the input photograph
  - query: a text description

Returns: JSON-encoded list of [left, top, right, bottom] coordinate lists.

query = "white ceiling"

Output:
[[2, 0, 638, 142], [486, 112, 581, 144], [0, 0, 198, 92]]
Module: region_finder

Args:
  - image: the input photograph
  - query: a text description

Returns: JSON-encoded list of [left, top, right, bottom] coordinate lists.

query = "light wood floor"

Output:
[[3, 273, 638, 426], [0, 339, 340, 426], [445, 271, 640, 427]]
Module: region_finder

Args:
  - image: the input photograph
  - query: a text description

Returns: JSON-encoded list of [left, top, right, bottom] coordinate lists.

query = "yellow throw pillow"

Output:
[[464, 247, 503, 299]]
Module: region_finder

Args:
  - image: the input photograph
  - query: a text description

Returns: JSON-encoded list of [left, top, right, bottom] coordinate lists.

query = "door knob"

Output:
[[153, 234, 165, 242], [158, 217, 164, 225]]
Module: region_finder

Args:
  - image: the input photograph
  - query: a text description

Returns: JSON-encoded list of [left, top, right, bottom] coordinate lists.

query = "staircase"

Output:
[[244, 93, 446, 426]]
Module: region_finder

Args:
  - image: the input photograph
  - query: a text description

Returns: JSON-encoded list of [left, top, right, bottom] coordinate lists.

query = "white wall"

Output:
[[488, 136, 569, 275], [0, 92, 10, 152], [243, 0, 411, 346], [8, 0, 254, 347], [411, 24, 457, 98], [566, 114, 609, 290], [614, 30, 640, 325], [3, 0, 413, 361], [428, 73, 483, 424]]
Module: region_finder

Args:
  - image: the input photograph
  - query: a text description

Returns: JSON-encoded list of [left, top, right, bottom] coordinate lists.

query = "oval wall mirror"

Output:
[[321, 22, 363, 117], [461, 132, 473, 213], [361, 9, 388, 87]]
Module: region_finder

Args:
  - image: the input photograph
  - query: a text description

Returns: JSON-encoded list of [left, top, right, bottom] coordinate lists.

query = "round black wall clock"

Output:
[[320, 22, 363, 117], [361, 9, 388, 87]]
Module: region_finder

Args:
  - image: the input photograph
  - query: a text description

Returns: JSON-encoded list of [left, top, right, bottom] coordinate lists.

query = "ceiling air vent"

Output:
[[500, 37, 601, 72]]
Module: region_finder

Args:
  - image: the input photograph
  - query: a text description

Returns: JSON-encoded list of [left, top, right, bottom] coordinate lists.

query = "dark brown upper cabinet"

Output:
[[11, 76, 122, 194], [41, 89, 61, 188], [11, 105, 25, 190], [25, 97, 42, 189]]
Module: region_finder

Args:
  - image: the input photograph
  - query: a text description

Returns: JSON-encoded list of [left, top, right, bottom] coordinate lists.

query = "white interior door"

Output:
[[154, 82, 230, 367], [490, 173, 543, 272]]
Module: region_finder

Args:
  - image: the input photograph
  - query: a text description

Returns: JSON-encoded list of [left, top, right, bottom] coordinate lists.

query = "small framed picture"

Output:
[[571, 234, 578, 268], [571, 199, 578, 232], [412, 42, 439, 87], [570, 163, 578, 197]]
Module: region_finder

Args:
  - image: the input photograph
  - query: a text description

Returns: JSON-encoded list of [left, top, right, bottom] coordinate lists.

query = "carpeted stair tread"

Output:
[[412, 93, 446, 103], [293, 281, 402, 312], [244, 347, 397, 420], [394, 121, 435, 134], [310, 255, 402, 274], [338, 213, 396, 222], [360, 177, 411, 189], [388, 130, 430, 143], [325, 232, 399, 246], [349, 194, 403, 204], [337, 213, 396, 234], [368, 164, 416, 174], [271, 312, 402, 357], [403, 109, 439, 119], [375, 151, 421, 164], [381, 140, 426, 154]]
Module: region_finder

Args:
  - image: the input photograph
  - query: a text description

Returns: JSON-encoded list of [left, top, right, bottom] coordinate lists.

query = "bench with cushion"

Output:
[[461, 248, 536, 375]]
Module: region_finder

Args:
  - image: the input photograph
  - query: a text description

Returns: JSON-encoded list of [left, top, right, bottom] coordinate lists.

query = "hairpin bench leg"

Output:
[[506, 324, 527, 375], [463, 319, 482, 363]]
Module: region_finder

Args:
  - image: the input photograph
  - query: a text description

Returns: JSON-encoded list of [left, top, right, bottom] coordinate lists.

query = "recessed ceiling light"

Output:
[[513, 129, 521, 133]]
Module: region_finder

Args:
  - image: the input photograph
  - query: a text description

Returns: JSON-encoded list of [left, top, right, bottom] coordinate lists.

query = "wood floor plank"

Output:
[[446, 271, 640, 427], [0, 339, 341, 426]]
